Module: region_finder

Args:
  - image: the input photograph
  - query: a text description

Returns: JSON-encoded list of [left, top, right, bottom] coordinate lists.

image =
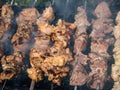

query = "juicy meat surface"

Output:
[[90, 18, 113, 40], [88, 53, 108, 89], [90, 41, 110, 58], [74, 34, 88, 53], [70, 64, 88, 86], [70, 7, 89, 86], [16, 8, 40, 24], [0, 4, 14, 39], [74, 7, 90, 27], [94, 1, 112, 18], [0, 52, 24, 82], [74, 52, 89, 65], [11, 21, 34, 52]]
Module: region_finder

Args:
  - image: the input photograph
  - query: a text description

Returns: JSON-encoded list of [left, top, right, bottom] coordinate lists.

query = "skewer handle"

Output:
[[11, 0, 14, 5], [30, 80, 35, 90], [51, 83, 54, 90], [2, 80, 7, 90], [96, 83, 100, 90], [74, 86, 77, 90], [33, 0, 37, 6]]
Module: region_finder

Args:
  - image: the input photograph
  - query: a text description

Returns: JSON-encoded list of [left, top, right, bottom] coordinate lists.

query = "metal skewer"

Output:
[[10, 0, 14, 6], [33, 0, 37, 6], [30, 80, 35, 90], [51, 83, 54, 90], [2, 80, 7, 90], [84, 0, 87, 10], [74, 86, 77, 90], [96, 83, 100, 90]]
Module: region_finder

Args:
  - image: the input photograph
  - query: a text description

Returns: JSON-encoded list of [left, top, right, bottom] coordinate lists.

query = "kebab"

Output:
[[27, 6, 76, 86], [87, 1, 114, 89], [41, 19, 75, 85], [0, 7, 40, 82], [0, 4, 14, 57], [112, 11, 120, 90], [70, 7, 90, 88], [0, 4, 13, 62], [27, 6, 55, 82]]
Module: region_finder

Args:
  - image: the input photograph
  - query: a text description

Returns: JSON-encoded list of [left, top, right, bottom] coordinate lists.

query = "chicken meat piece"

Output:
[[112, 82, 120, 90], [27, 68, 43, 82], [111, 10, 120, 90], [42, 6, 54, 22], [38, 23, 54, 35], [0, 52, 24, 82], [112, 65, 120, 82], [112, 11, 120, 89], [44, 55, 72, 67], [11, 21, 34, 52], [16, 8, 40, 24], [114, 25, 120, 39], [116, 11, 120, 24], [28, 18, 75, 85], [53, 19, 75, 47], [0, 4, 14, 39], [1, 4, 14, 24], [36, 6, 55, 26]]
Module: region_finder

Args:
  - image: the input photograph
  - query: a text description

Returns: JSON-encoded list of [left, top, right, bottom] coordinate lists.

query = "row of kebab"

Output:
[[0, 1, 120, 90]]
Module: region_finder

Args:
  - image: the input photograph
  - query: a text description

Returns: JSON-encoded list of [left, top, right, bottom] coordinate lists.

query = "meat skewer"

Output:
[[0, 6, 41, 83], [0, 3, 14, 60], [26, 6, 55, 90], [0, 3, 15, 82], [45, 19, 75, 85], [10, 0, 14, 5], [27, 6, 54, 82], [112, 11, 120, 90], [14, 7, 42, 90], [70, 6, 90, 88], [87, 1, 114, 89], [27, 6, 76, 86]]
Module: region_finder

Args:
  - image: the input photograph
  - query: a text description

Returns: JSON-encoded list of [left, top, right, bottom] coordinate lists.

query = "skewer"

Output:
[[84, 0, 87, 10], [30, 80, 35, 90], [10, 0, 14, 6], [51, 0, 55, 5], [33, 0, 37, 6], [51, 83, 54, 90], [96, 83, 100, 90], [2, 80, 7, 90], [74, 86, 77, 90]]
